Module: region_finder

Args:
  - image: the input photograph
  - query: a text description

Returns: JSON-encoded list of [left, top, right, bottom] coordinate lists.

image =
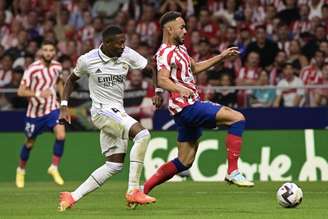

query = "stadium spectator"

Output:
[[277, 0, 300, 25], [300, 50, 324, 106], [210, 72, 237, 108], [308, 0, 324, 19], [315, 62, 328, 105], [245, 25, 279, 69], [249, 70, 276, 107], [3, 66, 27, 109], [0, 54, 13, 88], [274, 62, 305, 107], [292, 4, 311, 38], [288, 39, 309, 70], [269, 50, 287, 85]]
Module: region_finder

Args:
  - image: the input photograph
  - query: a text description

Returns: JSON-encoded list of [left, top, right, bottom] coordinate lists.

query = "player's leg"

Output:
[[125, 122, 156, 206], [16, 137, 35, 188], [58, 131, 125, 211], [16, 116, 44, 188], [143, 140, 198, 194], [47, 109, 66, 185], [48, 123, 65, 185], [215, 106, 254, 187]]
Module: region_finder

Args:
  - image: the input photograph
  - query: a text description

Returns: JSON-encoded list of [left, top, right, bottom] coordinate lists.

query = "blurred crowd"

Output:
[[0, 0, 328, 122]]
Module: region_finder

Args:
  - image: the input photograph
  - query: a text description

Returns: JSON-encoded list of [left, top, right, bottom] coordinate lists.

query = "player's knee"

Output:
[[235, 111, 245, 123], [25, 139, 35, 148], [134, 129, 151, 143], [55, 133, 65, 141], [105, 161, 123, 175], [133, 129, 151, 150]]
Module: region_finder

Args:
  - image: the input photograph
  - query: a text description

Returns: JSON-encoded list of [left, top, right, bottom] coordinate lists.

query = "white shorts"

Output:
[[91, 108, 138, 157]]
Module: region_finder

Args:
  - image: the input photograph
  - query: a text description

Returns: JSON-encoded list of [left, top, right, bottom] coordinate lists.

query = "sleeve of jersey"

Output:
[[127, 48, 148, 69], [73, 55, 88, 77], [156, 49, 172, 72]]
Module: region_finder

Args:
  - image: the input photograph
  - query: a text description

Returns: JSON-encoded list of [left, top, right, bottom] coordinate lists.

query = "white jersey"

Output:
[[276, 76, 304, 107], [73, 46, 147, 114]]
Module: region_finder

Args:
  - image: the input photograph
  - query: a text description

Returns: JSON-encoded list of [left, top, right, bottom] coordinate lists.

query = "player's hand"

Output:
[[220, 47, 240, 61], [40, 89, 53, 98], [152, 93, 164, 109], [59, 106, 71, 125], [178, 86, 194, 99]]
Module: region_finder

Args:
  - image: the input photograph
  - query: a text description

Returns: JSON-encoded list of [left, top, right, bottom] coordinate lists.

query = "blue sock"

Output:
[[228, 120, 246, 137], [53, 139, 65, 157], [20, 144, 31, 161], [171, 158, 190, 172]]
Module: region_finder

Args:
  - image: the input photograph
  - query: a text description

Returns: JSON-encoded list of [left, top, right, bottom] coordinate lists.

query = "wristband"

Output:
[[155, 88, 164, 93], [60, 100, 68, 107], [35, 91, 40, 97]]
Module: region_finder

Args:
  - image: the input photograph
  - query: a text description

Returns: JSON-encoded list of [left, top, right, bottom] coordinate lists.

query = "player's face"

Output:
[[106, 33, 125, 57], [41, 44, 56, 62], [171, 17, 187, 45]]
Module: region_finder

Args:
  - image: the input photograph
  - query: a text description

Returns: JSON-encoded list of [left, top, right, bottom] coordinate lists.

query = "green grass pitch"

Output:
[[0, 181, 327, 219]]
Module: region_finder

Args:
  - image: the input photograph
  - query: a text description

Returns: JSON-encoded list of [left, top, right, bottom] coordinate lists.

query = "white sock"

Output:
[[71, 161, 123, 201], [128, 129, 150, 192]]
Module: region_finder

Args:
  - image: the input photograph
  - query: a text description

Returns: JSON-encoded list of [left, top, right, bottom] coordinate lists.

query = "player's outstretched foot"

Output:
[[48, 165, 64, 186], [225, 170, 254, 187], [125, 188, 156, 209], [58, 192, 75, 212], [16, 167, 25, 188]]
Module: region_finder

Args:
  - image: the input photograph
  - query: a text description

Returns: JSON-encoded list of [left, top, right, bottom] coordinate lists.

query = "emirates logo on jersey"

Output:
[[97, 74, 126, 87]]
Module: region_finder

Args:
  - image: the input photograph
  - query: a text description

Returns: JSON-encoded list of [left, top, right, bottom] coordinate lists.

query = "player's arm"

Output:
[[59, 72, 80, 124], [17, 83, 52, 98], [59, 55, 87, 124], [273, 95, 282, 107], [157, 68, 193, 98], [146, 63, 166, 108], [190, 47, 240, 75], [293, 94, 302, 107]]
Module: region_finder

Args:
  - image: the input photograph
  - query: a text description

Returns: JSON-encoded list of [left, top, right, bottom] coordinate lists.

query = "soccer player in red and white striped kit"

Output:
[[144, 11, 254, 195], [15, 41, 66, 188]]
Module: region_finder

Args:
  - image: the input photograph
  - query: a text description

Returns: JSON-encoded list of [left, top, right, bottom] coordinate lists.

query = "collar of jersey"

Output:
[[98, 44, 116, 63]]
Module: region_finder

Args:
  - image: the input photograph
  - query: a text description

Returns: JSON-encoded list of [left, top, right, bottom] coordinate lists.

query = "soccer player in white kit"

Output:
[[58, 26, 156, 211]]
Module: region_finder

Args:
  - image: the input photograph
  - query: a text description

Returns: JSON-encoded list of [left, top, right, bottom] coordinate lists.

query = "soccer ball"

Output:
[[276, 182, 303, 208]]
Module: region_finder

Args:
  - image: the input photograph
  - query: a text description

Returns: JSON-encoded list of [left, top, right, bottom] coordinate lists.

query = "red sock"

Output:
[[144, 161, 178, 194], [52, 155, 61, 166], [225, 134, 242, 174]]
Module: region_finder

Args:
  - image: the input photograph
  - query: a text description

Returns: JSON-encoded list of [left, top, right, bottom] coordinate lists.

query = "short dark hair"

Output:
[[159, 11, 182, 28], [42, 40, 56, 48], [102, 26, 123, 41]]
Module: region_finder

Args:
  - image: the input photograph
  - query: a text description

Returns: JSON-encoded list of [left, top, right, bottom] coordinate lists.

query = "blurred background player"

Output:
[[144, 11, 254, 195], [58, 26, 156, 211], [15, 41, 66, 188]]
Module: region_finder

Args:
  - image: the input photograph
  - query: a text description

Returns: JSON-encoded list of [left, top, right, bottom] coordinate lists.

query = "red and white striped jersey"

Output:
[[300, 65, 323, 85], [237, 67, 260, 82], [155, 44, 200, 115], [20, 60, 63, 118]]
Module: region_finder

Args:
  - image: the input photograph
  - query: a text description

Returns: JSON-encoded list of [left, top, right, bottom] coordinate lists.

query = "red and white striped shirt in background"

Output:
[[20, 60, 63, 118], [292, 20, 312, 37], [237, 67, 260, 82], [156, 44, 200, 115], [300, 65, 323, 85]]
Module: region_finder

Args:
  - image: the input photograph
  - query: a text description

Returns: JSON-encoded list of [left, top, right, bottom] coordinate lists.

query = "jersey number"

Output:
[[111, 108, 120, 113]]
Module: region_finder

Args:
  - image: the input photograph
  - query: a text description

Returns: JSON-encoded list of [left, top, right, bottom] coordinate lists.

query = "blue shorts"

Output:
[[173, 101, 222, 142], [24, 109, 60, 139]]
